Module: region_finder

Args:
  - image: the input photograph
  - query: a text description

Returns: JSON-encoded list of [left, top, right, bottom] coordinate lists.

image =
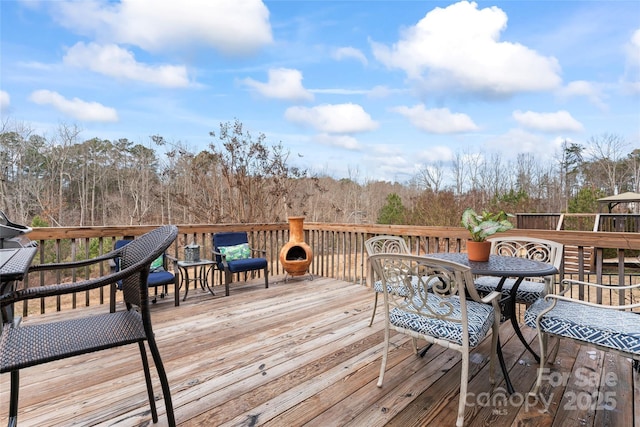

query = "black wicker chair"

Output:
[[0, 225, 178, 427]]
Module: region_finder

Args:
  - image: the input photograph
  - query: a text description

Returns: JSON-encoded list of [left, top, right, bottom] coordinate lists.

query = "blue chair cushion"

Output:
[[214, 232, 249, 248], [147, 270, 175, 287], [226, 257, 268, 273], [389, 294, 495, 347], [114, 239, 174, 290], [525, 299, 640, 355], [475, 276, 545, 305]]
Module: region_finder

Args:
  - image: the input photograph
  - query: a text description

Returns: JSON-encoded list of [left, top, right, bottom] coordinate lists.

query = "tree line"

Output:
[[1, 118, 638, 228]]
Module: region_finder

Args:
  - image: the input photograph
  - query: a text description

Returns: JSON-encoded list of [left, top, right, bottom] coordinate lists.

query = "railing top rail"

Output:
[[27, 222, 640, 250], [28, 223, 288, 240]]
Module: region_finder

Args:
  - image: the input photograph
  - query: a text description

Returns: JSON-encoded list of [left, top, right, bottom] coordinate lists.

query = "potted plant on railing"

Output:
[[461, 208, 514, 261]]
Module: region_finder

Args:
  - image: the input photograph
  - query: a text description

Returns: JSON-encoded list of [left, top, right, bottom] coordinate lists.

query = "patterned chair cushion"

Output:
[[389, 294, 495, 347], [150, 254, 165, 272], [372, 275, 427, 296], [525, 299, 640, 355], [475, 276, 545, 305], [219, 243, 251, 261]]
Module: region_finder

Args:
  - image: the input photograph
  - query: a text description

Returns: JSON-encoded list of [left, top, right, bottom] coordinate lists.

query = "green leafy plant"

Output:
[[461, 208, 514, 242]]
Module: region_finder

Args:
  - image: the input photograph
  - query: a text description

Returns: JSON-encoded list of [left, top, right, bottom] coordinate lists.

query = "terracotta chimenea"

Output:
[[279, 216, 313, 279]]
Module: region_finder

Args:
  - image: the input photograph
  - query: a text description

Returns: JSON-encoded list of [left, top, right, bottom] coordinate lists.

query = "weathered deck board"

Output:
[[1, 276, 638, 426]]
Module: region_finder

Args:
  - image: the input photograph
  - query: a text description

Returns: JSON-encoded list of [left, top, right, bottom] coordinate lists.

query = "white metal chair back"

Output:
[[475, 236, 563, 305], [364, 235, 411, 326], [490, 236, 563, 271], [365, 235, 410, 255]]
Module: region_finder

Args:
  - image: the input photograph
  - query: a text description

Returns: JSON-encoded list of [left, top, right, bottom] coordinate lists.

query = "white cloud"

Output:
[[314, 133, 362, 150], [29, 90, 118, 122], [416, 145, 455, 164], [242, 68, 313, 101], [311, 86, 403, 97], [311, 88, 369, 95], [0, 91, 9, 112], [557, 80, 607, 110], [624, 81, 640, 95], [391, 105, 479, 134], [512, 110, 583, 133], [285, 103, 378, 134], [623, 28, 640, 95], [626, 29, 640, 68], [366, 144, 418, 181], [64, 42, 190, 87], [485, 128, 556, 158], [333, 47, 368, 65], [368, 85, 395, 99], [53, 0, 272, 55], [371, 1, 561, 97]]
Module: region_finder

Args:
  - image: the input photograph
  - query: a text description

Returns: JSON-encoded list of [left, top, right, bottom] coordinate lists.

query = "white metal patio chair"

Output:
[[369, 253, 501, 427], [474, 236, 563, 306]]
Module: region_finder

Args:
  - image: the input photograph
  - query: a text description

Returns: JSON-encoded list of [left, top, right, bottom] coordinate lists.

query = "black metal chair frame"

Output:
[[0, 225, 178, 427]]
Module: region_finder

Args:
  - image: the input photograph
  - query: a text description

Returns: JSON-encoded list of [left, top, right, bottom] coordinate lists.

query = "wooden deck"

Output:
[[2, 276, 638, 426]]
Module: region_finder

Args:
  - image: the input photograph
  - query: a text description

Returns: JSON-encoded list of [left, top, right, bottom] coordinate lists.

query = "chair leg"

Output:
[[368, 292, 379, 327], [457, 352, 469, 427], [264, 267, 269, 289], [174, 276, 180, 307], [530, 330, 548, 397], [411, 337, 419, 354], [225, 270, 232, 296], [109, 282, 116, 313], [138, 342, 158, 423], [146, 337, 176, 427], [377, 321, 390, 387], [8, 370, 19, 427]]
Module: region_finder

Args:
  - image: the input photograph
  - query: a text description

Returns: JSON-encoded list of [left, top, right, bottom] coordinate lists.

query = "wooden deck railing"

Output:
[[17, 222, 640, 317], [516, 212, 640, 232]]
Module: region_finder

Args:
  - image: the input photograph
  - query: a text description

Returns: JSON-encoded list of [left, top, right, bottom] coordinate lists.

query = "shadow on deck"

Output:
[[1, 276, 638, 426]]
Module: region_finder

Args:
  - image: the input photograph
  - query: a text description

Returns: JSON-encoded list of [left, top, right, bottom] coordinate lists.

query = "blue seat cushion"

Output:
[[147, 270, 175, 287], [226, 257, 267, 273], [475, 276, 545, 304], [525, 299, 640, 355], [214, 232, 248, 247], [117, 270, 174, 290], [389, 294, 495, 347]]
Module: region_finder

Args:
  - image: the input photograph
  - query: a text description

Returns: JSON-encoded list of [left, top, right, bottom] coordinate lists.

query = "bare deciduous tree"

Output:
[[1, 116, 637, 228], [588, 133, 629, 195], [416, 161, 445, 193]]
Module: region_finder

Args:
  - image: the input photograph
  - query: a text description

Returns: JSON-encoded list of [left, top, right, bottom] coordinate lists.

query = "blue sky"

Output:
[[1, 0, 639, 182]]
